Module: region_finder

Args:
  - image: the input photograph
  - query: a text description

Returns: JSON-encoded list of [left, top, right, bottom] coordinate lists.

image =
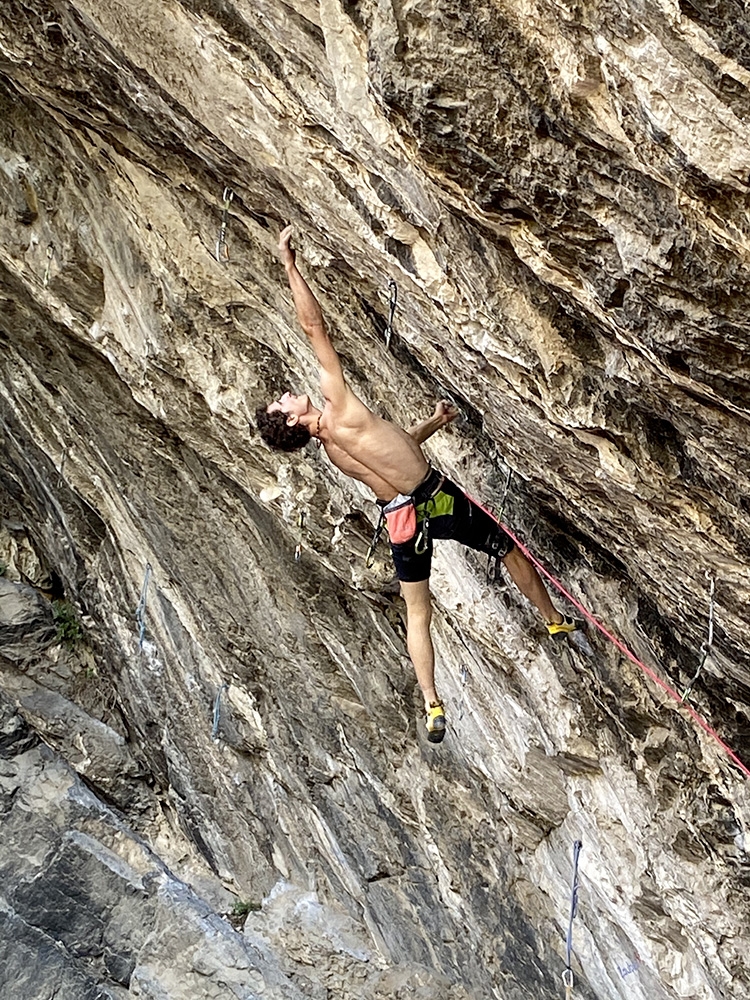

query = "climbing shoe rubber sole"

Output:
[[547, 615, 580, 641], [426, 702, 446, 743]]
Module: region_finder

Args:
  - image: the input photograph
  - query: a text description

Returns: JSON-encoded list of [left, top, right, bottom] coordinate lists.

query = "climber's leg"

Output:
[[501, 546, 578, 637], [400, 578, 446, 743]]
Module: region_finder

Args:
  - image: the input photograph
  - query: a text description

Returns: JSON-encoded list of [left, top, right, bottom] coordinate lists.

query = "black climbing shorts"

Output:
[[387, 469, 514, 583]]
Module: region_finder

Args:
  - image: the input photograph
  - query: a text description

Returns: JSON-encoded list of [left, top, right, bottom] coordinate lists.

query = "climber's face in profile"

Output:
[[267, 391, 310, 425]]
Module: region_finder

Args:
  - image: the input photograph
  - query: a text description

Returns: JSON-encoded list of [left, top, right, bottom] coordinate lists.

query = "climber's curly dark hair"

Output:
[[255, 405, 311, 452]]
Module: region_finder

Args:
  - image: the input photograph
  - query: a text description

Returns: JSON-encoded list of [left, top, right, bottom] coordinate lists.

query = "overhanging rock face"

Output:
[[1, 2, 749, 998]]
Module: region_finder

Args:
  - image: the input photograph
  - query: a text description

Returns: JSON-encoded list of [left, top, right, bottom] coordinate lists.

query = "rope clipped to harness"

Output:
[[563, 840, 583, 998]]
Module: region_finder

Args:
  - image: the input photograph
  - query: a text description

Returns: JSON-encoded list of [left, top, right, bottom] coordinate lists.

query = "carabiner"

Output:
[[414, 513, 430, 555]]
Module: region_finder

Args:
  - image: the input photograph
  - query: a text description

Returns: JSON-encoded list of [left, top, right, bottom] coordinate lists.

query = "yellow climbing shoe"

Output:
[[426, 701, 446, 743], [546, 615, 579, 640]]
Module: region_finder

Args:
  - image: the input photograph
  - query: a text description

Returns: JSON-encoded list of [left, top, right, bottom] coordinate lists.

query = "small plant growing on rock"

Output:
[[52, 599, 83, 647], [228, 899, 261, 928]]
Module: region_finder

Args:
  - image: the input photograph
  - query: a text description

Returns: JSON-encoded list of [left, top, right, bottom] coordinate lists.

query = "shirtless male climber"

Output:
[[256, 226, 578, 744]]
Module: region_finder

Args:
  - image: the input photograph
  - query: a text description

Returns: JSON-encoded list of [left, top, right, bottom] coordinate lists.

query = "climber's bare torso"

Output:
[[268, 386, 428, 501], [319, 389, 428, 501]]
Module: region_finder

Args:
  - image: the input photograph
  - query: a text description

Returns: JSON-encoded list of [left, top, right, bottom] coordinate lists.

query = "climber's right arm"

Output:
[[279, 226, 347, 407]]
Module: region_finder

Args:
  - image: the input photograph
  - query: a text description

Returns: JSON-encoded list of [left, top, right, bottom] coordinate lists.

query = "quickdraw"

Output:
[[215, 186, 234, 263], [414, 510, 430, 555], [458, 664, 469, 721], [43, 243, 55, 287], [681, 571, 716, 703], [384, 278, 397, 351], [135, 562, 152, 652], [563, 840, 583, 997], [212, 682, 229, 742], [294, 511, 306, 562], [486, 466, 513, 583], [365, 506, 386, 568]]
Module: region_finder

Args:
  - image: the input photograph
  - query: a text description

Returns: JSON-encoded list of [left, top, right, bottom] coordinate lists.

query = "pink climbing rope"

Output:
[[473, 495, 750, 781]]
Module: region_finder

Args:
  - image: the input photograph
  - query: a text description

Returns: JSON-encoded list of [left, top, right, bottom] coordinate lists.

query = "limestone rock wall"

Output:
[[1, 2, 749, 998]]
